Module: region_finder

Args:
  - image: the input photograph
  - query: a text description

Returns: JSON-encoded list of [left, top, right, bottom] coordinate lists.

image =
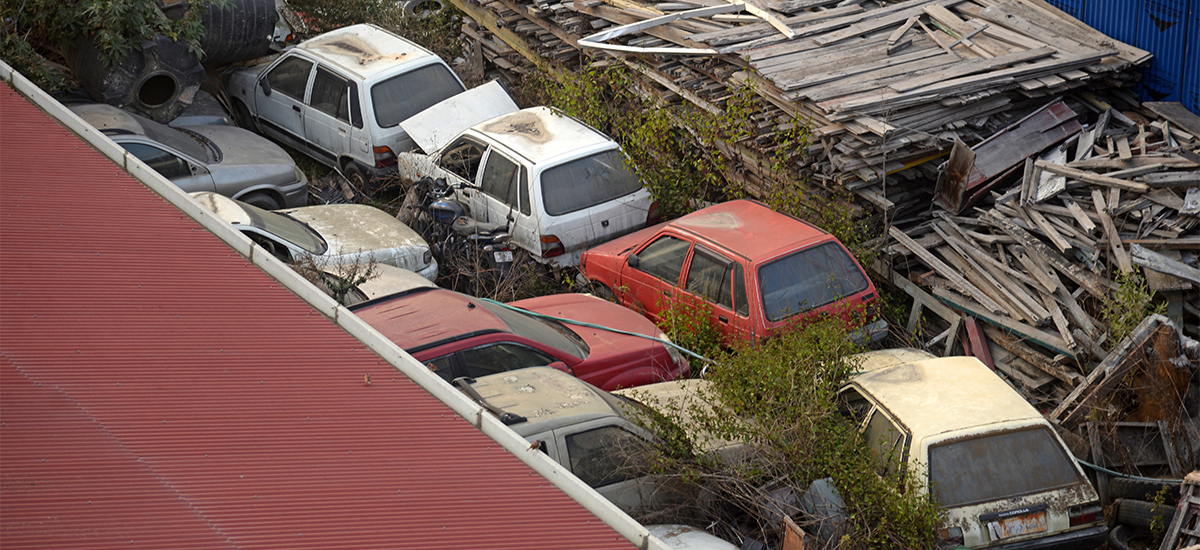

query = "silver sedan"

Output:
[[71, 103, 309, 209]]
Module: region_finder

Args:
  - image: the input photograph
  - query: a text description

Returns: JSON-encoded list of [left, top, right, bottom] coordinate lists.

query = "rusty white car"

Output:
[[191, 191, 437, 280]]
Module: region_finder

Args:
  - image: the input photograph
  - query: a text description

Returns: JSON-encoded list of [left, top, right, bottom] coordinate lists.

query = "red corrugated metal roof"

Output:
[[0, 88, 634, 550]]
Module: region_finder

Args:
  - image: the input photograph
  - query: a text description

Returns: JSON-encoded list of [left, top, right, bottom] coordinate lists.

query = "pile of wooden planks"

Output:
[[880, 99, 1199, 408], [447, 0, 1150, 208]]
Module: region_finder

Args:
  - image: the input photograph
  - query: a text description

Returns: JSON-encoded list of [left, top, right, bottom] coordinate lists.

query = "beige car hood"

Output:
[[285, 205, 431, 272]]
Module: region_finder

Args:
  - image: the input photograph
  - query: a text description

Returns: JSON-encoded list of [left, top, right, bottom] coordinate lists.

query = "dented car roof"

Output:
[[295, 24, 438, 80]]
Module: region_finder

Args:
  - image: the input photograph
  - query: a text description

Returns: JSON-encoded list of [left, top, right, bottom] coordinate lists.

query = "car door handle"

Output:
[[718, 315, 728, 323], [292, 105, 301, 113]]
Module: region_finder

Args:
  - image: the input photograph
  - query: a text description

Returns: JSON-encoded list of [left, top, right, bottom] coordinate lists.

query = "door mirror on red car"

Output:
[[626, 254, 640, 268], [546, 361, 574, 376]]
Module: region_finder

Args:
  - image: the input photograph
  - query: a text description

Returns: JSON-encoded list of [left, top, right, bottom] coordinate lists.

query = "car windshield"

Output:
[[476, 300, 589, 360], [239, 202, 327, 254], [130, 110, 210, 161], [758, 242, 869, 322], [371, 64, 466, 128], [540, 149, 643, 216], [928, 426, 1083, 508]]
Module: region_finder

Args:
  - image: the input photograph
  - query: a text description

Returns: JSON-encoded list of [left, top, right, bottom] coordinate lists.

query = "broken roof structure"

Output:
[[0, 62, 664, 550]]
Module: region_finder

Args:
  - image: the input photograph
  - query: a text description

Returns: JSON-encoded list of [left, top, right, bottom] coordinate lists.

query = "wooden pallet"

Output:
[[1159, 471, 1200, 550]]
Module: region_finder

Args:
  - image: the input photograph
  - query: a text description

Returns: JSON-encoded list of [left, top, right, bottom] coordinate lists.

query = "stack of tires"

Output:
[[1108, 477, 1183, 550]]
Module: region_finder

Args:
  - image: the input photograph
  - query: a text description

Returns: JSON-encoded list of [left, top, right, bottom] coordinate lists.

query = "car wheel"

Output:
[[590, 281, 616, 301], [1113, 498, 1177, 529], [240, 192, 281, 211], [1108, 477, 1182, 505], [232, 100, 255, 132], [343, 162, 370, 193]]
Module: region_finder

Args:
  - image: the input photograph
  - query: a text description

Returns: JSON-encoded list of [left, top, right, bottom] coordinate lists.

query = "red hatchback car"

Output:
[[351, 288, 689, 391], [580, 200, 886, 346]]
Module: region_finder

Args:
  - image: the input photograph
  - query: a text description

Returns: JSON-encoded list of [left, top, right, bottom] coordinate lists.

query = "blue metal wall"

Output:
[[1047, 0, 1198, 114]]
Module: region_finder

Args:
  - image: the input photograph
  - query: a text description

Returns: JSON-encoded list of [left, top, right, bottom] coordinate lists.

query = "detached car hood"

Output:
[[399, 80, 519, 154], [284, 205, 433, 274]]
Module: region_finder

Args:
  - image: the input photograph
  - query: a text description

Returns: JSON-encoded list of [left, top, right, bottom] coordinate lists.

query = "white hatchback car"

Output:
[[225, 24, 469, 190], [804, 349, 1107, 550], [191, 192, 437, 280], [397, 102, 658, 267]]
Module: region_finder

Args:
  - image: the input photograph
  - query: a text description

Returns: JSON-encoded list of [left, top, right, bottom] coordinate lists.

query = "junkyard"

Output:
[[2, 0, 1198, 547]]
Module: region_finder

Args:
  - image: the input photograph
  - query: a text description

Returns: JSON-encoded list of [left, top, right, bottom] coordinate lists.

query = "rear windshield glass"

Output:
[[241, 202, 327, 255], [132, 111, 209, 160], [371, 64, 465, 128], [758, 242, 868, 322], [928, 427, 1082, 508], [540, 149, 643, 216], [477, 300, 589, 360]]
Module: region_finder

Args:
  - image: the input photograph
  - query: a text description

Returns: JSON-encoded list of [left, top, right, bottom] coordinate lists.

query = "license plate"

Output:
[[986, 510, 1047, 541], [494, 250, 514, 263]]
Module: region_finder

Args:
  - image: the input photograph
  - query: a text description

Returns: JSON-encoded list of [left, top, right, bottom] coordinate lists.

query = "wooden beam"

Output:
[[933, 286, 1077, 358], [1035, 161, 1150, 193], [889, 227, 1006, 314]]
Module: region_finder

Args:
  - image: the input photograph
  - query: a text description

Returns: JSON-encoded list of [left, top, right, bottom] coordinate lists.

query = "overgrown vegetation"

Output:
[[282, 0, 465, 62], [623, 319, 941, 549], [1100, 269, 1165, 343]]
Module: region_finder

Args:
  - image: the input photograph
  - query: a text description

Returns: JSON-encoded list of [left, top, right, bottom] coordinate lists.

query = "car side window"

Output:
[[733, 263, 749, 317], [440, 138, 486, 182], [685, 246, 734, 310], [836, 387, 872, 426], [266, 56, 314, 101], [864, 408, 908, 476], [565, 426, 648, 488], [459, 343, 556, 379], [246, 233, 292, 263], [120, 143, 191, 180], [635, 236, 691, 285], [479, 151, 523, 211], [518, 166, 531, 216], [309, 66, 349, 121], [425, 355, 456, 381]]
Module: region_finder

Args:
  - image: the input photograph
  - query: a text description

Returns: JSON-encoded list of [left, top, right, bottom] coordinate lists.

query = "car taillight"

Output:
[[645, 201, 662, 226], [1069, 503, 1103, 526], [373, 145, 397, 168], [540, 235, 564, 258], [936, 526, 963, 546]]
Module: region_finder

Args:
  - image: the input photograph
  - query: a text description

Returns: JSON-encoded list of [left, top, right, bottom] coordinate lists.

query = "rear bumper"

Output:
[[987, 524, 1107, 550], [849, 319, 889, 346]]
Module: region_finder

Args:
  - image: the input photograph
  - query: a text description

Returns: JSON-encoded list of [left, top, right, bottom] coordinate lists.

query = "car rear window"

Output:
[[540, 149, 643, 216], [241, 202, 327, 255], [370, 64, 466, 128], [928, 426, 1083, 508], [130, 111, 209, 161], [477, 300, 588, 360], [758, 242, 868, 322]]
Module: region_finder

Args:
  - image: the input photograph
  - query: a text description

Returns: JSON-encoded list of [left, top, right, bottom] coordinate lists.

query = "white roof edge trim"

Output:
[[0, 60, 671, 550], [578, 1, 793, 55]]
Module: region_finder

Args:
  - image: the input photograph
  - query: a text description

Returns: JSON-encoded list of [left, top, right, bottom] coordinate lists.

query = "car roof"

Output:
[[69, 103, 148, 136], [466, 367, 625, 437], [295, 24, 436, 80], [471, 107, 614, 165], [664, 200, 834, 261], [351, 288, 510, 352], [849, 356, 1045, 439]]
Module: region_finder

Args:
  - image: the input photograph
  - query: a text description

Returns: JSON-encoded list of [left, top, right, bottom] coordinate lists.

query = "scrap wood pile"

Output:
[[878, 99, 1200, 479], [452, 0, 1149, 204]]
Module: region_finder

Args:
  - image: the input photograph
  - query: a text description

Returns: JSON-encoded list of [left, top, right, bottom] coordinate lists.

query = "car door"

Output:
[[618, 234, 692, 324], [555, 421, 662, 512], [117, 141, 216, 194], [303, 65, 361, 167], [678, 245, 755, 345], [438, 135, 487, 206], [476, 148, 537, 252], [254, 54, 314, 152]]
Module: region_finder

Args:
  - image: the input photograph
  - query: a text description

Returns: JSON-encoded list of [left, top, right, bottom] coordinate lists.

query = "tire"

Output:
[[232, 100, 256, 132], [1109, 477, 1182, 505], [343, 162, 370, 194], [1114, 498, 1177, 529], [590, 281, 616, 301], [1107, 524, 1153, 550], [403, 0, 444, 18], [239, 192, 281, 211]]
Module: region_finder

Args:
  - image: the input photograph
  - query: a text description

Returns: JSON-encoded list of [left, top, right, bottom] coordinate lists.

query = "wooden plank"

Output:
[[938, 243, 1036, 322], [962, 315, 995, 369], [889, 226, 1006, 313], [1050, 317, 1168, 422], [1064, 199, 1097, 233], [1010, 244, 1060, 293], [889, 46, 1056, 92], [814, 0, 968, 46], [934, 219, 1049, 319], [888, 15, 920, 47], [983, 324, 1081, 384], [1042, 293, 1077, 350], [932, 286, 1076, 357], [1025, 205, 1073, 253], [1144, 101, 1200, 136], [1091, 189, 1133, 272], [922, 3, 999, 57], [1144, 171, 1200, 187], [1035, 160, 1150, 193], [983, 210, 1111, 299], [871, 258, 960, 324], [1131, 244, 1200, 285]]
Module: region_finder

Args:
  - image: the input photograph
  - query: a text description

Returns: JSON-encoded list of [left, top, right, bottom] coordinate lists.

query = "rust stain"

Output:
[[483, 111, 550, 143], [308, 36, 408, 64]]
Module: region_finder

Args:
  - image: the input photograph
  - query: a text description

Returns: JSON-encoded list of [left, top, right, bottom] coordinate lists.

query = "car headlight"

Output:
[[423, 249, 433, 266], [294, 166, 306, 183], [658, 331, 685, 366]]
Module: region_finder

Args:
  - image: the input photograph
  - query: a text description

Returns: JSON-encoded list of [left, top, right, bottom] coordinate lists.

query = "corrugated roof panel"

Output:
[[1, 87, 634, 550]]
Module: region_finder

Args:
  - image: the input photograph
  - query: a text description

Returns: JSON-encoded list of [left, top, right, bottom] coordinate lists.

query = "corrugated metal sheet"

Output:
[[1048, 0, 1199, 112], [0, 87, 634, 550]]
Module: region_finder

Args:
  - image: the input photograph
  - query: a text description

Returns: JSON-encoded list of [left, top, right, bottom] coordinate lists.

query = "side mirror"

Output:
[[258, 78, 272, 97], [626, 254, 640, 268], [546, 361, 574, 376]]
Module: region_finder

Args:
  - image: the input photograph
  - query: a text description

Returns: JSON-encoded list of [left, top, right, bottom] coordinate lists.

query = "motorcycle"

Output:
[[405, 177, 514, 280]]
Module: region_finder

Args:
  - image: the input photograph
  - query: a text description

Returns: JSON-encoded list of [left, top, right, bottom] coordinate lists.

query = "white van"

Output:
[[225, 24, 469, 190]]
